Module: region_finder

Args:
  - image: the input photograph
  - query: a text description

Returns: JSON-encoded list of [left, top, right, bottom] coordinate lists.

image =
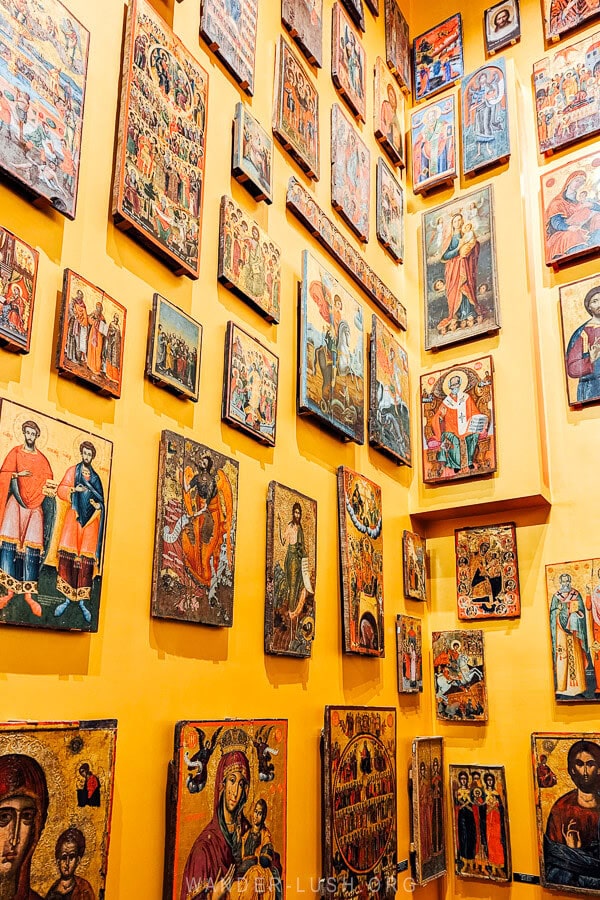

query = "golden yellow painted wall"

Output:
[[1, 0, 597, 896], [407, 0, 600, 898], [0, 0, 429, 896]]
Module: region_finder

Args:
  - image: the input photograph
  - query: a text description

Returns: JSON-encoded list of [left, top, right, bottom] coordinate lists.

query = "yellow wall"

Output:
[[408, 0, 600, 899], [0, 0, 422, 896], [1, 0, 597, 897]]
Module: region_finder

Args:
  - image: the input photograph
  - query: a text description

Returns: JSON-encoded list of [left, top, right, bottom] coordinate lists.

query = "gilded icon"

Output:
[[0, 226, 38, 353], [0, 399, 112, 632], [420, 356, 497, 484], [298, 251, 365, 444], [222, 322, 279, 446], [432, 630, 488, 722], [332, 3, 366, 123], [396, 614, 423, 693], [337, 467, 384, 657], [411, 736, 446, 885], [449, 764, 511, 882], [369, 315, 411, 465], [0, 0, 89, 218], [0, 720, 117, 898], [265, 482, 317, 658], [151, 430, 239, 627], [560, 274, 600, 407], [56, 270, 126, 398], [218, 197, 281, 323], [414, 14, 464, 103], [146, 294, 202, 402], [323, 707, 397, 898], [534, 32, 600, 155], [533, 732, 600, 893], [455, 523, 520, 620], [374, 56, 405, 167], [113, 0, 208, 277], [165, 719, 287, 900], [546, 558, 600, 702], [273, 37, 320, 179], [232, 103, 273, 203], [403, 530, 426, 601], [422, 186, 500, 349], [200, 0, 258, 94], [541, 150, 600, 268]]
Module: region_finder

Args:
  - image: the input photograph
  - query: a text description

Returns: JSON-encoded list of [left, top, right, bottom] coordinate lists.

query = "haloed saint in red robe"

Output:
[[0, 443, 53, 593]]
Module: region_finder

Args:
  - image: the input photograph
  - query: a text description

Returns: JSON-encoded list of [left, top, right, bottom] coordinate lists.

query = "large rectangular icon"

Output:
[[422, 186, 500, 349], [449, 764, 512, 882], [232, 102, 273, 203], [265, 481, 317, 658], [0, 399, 112, 632], [218, 196, 281, 323], [298, 251, 365, 444], [113, 0, 209, 278], [337, 466, 384, 657], [455, 522, 521, 620], [396, 614, 423, 693], [373, 56, 405, 167], [541, 150, 600, 268], [411, 736, 446, 885], [421, 355, 497, 484], [413, 13, 463, 103], [432, 629, 488, 722], [369, 315, 411, 465], [0, 720, 117, 897], [56, 270, 126, 398], [273, 37, 320, 179], [411, 95, 457, 195], [200, 0, 258, 94], [322, 707, 397, 897], [534, 33, 600, 155], [281, 0, 324, 68], [0, 225, 38, 353], [151, 430, 239, 627], [222, 321, 279, 446], [145, 293, 202, 402], [331, 104, 370, 243], [384, 0, 411, 94], [0, 0, 89, 218], [532, 732, 600, 894], [461, 59, 510, 176], [546, 558, 600, 702], [332, 3, 367, 123], [165, 719, 287, 900], [560, 274, 600, 407]]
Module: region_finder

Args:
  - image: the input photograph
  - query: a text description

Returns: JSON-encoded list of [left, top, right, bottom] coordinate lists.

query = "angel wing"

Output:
[[209, 725, 223, 752]]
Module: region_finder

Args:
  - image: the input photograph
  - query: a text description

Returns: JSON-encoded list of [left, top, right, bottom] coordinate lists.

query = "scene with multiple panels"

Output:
[[1, 0, 599, 895]]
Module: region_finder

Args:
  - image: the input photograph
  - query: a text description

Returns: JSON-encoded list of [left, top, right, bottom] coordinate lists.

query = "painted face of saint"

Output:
[[223, 770, 247, 814], [449, 376, 461, 396], [572, 751, 600, 792], [57, 840, 79, 879], [0, 795, 37, 879]]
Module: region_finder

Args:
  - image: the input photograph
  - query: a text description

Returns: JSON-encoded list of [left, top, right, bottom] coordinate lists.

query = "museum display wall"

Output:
[[0, 0, 598, 895]]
